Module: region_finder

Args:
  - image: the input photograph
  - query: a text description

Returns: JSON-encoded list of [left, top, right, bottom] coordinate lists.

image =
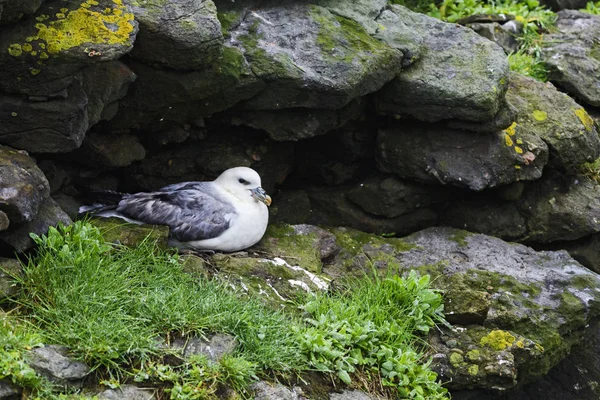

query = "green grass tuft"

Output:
[[581, 1, 600, 14]]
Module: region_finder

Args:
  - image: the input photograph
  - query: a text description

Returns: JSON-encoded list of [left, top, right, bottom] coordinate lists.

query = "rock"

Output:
[[251, 381, 299, 400], [88, 217, 169, 249], [518, 172, 600, 243], [376, 5, 509, 123], [542, 11, 600, 107], [442, 172, 600, 243], [28, 345, 90, 384], [375, 121, 548, 191], [0, 378, 20, 400], [221, 1, 402, 111], [171, 333, 237, 362], [217, 98, 365, 141], [540, 0, 589, 10], [505, 72, 600, 170], [561, 233, 600, 274], [0, 257, 21, 299], [466, 21, 520, 54], [0, 0, 44, 25], [0, 146, 50, 223], [79, 61, 137, 126], [270, 190, 312, 225], [347, 174, 453, 218], [97, 384, 157, 400], [446, 98, 517, 133], [329, 390, 375, 400], [256, 224, 339, 273], [324, 226, 600, 391], [307, 185, 438, 235], [444, 288, 491, 325], [0, 197, 72, 252], [0, 211, 8, 231], [129, 0, 223, 70], [78, 131, 145, 168], [0, 0, 138, 95]]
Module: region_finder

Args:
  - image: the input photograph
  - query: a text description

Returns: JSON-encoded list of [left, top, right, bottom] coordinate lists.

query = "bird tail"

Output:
[[77, 189, 128, 216]]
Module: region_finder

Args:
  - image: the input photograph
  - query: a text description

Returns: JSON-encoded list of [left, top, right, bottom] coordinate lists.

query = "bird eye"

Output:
[[238, 178, 250, 185]]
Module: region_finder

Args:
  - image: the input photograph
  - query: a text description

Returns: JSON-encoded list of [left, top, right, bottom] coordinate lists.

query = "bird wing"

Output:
[[116, 182, 237, 242]]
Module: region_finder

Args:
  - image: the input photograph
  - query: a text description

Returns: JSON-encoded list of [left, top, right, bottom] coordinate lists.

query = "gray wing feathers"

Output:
[[116, 182, 237, 242]]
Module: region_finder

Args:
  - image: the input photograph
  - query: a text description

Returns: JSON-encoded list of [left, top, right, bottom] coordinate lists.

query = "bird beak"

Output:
[[250, 187, 272, 206]]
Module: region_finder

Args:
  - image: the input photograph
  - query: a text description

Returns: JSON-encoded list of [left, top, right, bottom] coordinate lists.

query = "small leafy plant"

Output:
[[581, 1, 600, 14]]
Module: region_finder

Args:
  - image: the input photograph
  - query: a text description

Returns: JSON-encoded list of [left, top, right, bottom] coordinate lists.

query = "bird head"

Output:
[[215, 167, 272, 206]]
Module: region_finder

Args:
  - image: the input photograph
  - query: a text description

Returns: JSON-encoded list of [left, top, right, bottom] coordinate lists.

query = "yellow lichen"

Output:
[[11, 112, 17, 117], [515, 165, 521, 169], [9, 0, 135, 58], [7, 44, 22, 57], [30, 69, 41, 75], [516, 138, 523, 145], [504, 133, 514, 147], [480, 329, 516, 351], [22, 43, 33, 52], [468, 364, 479, 376], [39, 52, 49, 60], [514, 146, 523, 154], [532, 109, 547, 121], [504, 121, 517, 137], [575, 108, 594, 131]]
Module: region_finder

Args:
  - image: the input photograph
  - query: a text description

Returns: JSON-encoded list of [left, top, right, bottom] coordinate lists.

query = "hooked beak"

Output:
[[250, 187, 272, 206]]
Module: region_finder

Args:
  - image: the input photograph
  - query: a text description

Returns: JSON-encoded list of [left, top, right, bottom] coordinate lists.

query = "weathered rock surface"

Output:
[[170, 333, 237, 362], [540, 0, 589, 10], [0, 211, 8, 231], [0, 197, 72, 252], [251, 381, 300, 400], [442, 172, 600, 243], [375, 121, 548, 191], [376, 5, 509, 122], [97, 385, 157, 400], [0, 378, 20, 400], [129, 0, 223, 70], [0, 146, 50, 223], [321, 226, 600, 391], [27, 345, 90, 384], [561, 233, 600, 274], [0, 0, 44, 25], [464, 20, 521, 54], [329, 390, 376, 400], [505, 72, 600, 170], [78, 130, 145, 168], [88, 217, 169, 249], [542, 11, 600, 107]]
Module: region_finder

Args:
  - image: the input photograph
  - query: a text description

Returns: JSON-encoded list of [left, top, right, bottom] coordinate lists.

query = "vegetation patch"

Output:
[[1, 222, 449, 399]]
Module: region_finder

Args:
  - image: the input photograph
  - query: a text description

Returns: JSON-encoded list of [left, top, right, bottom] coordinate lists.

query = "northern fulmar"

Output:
[[79, 167, 272, 252]]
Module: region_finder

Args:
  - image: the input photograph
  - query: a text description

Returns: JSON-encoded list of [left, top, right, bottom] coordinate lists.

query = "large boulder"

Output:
[[505, 72, 600, 170], [129, 0, 223, 70], [0, 0, 44, 25], [323, 226, 600, 391], [542, 11, 600, 107], [375, 120, 548, 191], [375, 5, 509, 123]]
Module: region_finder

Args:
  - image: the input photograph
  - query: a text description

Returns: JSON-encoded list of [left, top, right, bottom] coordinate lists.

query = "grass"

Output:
[[581, 157, 600, 183], [1, 221, 449, 399]]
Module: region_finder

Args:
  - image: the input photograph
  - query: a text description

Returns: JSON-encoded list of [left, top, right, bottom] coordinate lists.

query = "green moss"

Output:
[[216, 46, 245, 80], [217, 11, 240, 35], [449, 230, 472, 247], [89, 217, 169, 249], [311, 5, 391, 64], [480, 329, 516, 350], [258, 224, 323, 273], [466, 349, 481, 362], [449, 352, 465, 367], [467, 364, 479, 376]]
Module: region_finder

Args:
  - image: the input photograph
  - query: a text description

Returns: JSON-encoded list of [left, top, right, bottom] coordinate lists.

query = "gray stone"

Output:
[[271, 190, 312, 225], [171, 333, 237, 362], [376, 5, 509, 123], [542, 11, 600, 107], [329, 390, 375, 400], [540, 0, 589, 10], [129, 0, 222, 70], [375, 121, 548, 191], [0, 197, 72, 252], [0, 257, 21, 299], [505, 72, 600, 170], [0, 378, 20, 400], [97, 384, 157, 400], [0, 211, 8, 231], [347, 175, 452, 218], [223, 1, 402, 111], [78, 131, 145, 168], [466, 21, 520, 54], [0, 146, 50, 223], [0, 0, 43, 25], [28, 345, 90, 384], [251, 381, 299, 400], [562, 233, 600, 274], [307, 185, 438, 235]]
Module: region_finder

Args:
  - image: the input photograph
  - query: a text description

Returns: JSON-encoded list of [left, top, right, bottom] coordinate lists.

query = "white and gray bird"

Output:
[[79, 167, 272, 252]]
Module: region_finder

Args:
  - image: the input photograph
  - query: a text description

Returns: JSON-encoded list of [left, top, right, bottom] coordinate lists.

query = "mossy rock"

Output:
[[89, 217, 169, 249]]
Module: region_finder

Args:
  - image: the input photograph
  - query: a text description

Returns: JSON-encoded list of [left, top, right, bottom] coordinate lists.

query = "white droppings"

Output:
[[267, 281, 287, 301], [271, 257, 330, 290], [289, 280, 312, 293]]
